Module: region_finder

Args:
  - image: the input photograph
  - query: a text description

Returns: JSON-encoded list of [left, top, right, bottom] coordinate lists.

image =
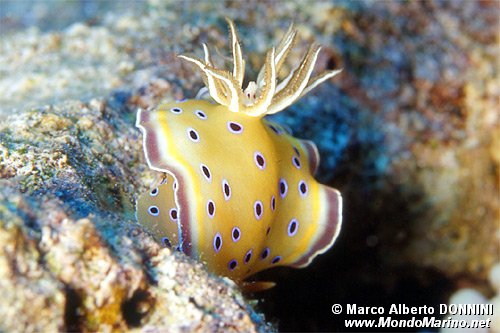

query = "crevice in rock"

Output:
[[122, 289, 154, 327], [64, 286, 82, 332]]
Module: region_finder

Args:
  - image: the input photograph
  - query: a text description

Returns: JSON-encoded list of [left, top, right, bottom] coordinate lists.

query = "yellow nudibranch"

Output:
[[136, 19, 342, 291]]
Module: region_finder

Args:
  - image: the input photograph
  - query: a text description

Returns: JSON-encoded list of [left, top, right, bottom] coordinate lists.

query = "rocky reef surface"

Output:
[[1, 0, 498, 332], [0, 100, 270, 332]]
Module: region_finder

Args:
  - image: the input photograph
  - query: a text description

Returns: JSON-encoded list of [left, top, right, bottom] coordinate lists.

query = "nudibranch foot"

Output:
[[136, 18, 343, 289], [242, 281, 277, 293]]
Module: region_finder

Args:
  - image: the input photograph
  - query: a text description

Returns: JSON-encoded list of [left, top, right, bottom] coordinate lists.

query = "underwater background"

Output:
[[0, 0, 498, 332]]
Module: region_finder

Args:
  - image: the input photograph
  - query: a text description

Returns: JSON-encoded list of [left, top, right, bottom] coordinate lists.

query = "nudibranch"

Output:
[[136, 19, 342, 290]]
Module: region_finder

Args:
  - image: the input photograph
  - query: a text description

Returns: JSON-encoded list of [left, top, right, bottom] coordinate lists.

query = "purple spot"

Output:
[[213, 233, 222, 253], [266, 227, 271, 235], [268, 124, 282, 135], [173, 181, 178, 190], [232, 227, 241, 242], [271, 256, 281, 264], [207, 200, 215, 218], [293, 146, 301, 157], [254, 201, 263, 220], [288, 219, 298, 236], [270, 195, 276, 211], [161, 237, 171, 247], [187, 128, 199, 142], [170, 107, 182, 114], [279, 179, 288, 198], [292, 156, 301, 169], [244, 249, 252, 264], [148, 206, 159, 216], [195, 109, 207, 119], [200, 164, 211, 182], [260, 247, 270, 260], [227, 121, 243, 134], [222, 179, 231, 200], [254, 151, 266, 170], [298, 180, 308, 197], [169, 208, 178, 221], [228, 259, 238, 271], [150, 188, 159, 197]]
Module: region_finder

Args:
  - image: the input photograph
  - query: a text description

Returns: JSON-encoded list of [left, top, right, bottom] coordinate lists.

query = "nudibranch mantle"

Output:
[[136, 19, 342, 289]]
